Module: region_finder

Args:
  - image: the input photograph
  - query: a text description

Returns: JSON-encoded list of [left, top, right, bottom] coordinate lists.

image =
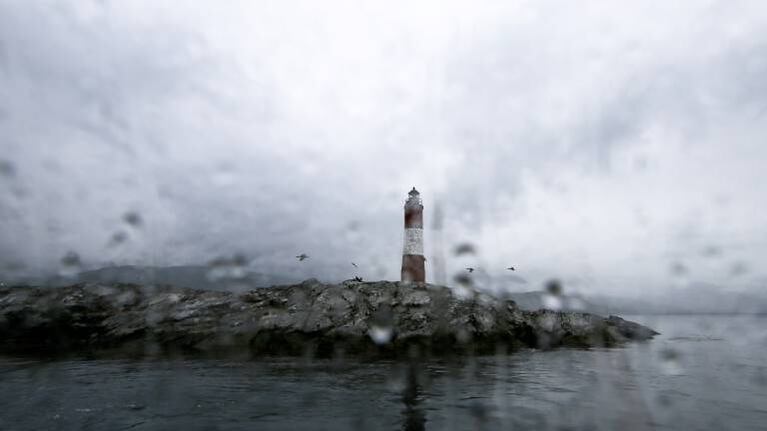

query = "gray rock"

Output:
[[0, 281, 658, 358]]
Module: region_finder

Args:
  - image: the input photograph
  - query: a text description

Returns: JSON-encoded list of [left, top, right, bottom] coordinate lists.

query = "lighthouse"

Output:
[[401, 187, 426, 283]]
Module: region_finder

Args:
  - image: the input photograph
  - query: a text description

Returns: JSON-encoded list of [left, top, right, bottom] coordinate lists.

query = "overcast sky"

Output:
[[1, 1, 766, 296]]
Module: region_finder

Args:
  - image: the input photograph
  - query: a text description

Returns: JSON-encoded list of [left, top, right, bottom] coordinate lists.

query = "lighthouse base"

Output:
[[401, 255, 426, 283]]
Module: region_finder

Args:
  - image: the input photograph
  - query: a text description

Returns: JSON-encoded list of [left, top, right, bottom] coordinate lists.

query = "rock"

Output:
[[0, 281, 658, 358]]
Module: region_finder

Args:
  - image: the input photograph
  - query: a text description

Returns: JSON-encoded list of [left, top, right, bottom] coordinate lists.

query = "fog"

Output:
[[1, 1, 766, 299]]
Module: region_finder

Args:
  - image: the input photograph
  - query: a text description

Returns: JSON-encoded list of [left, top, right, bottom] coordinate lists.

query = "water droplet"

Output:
[[368, 325, 393, 345], [542, 294, 562, 311], [206, 254, 249, 281], [469, 402, 489, 422], [122, 211, 143, 227], [94, 285, 118, 296], [633, 156, 649, 172], [300, 391, 321, 408], [701, 245, 722, 258], [60, 251, 80, 266], [0, 159, 15, 177], [453, 285, 473, 300], [454, 273, 473, 287], [109, 231, 128, 246], [659, 348, 683, 375], [455, 328, 472, 343], [656, 393, 673, 408], [754, 368, 767, 386], [367, 304, 394, 345], [730, 261, 748, 277], [670, 261, 688, 276], [537, 314, 557, 331], [453, 242, 476, 256], [569, 297, 585, 311], [144, 310, 161, 328], [116, 290, 137, 306], [59, 251, 82, 277], [477, 293, 495, 306], [544, 279, 563, 296]]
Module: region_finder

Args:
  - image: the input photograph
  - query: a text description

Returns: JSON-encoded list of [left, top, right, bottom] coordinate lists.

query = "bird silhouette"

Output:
[[296, 254, 309, 261], [353, 276, 363, 282], [466, 267, 475, 273], [351, 262, 358, 268], [506, 266, 515, 271]]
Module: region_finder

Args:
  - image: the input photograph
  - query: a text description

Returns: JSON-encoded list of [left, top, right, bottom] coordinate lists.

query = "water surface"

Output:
[[1, 315, 765, 430]]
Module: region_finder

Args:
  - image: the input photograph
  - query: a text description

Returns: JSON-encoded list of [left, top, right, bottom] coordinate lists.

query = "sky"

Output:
[[1, 0, 766, 296]]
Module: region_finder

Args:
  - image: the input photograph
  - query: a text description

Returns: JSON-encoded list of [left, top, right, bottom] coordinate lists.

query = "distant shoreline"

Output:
[[617, 312, 767, 317]]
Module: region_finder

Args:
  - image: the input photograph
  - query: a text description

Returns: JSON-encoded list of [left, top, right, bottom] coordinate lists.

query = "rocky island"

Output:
[[0, 279, 658, 358]]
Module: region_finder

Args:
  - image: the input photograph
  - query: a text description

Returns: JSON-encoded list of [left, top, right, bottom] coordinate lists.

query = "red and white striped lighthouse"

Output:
[[401, 187, 425, 283]]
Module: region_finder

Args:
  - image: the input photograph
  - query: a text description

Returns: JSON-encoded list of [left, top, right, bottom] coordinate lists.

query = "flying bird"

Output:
[[466, 267, 475, 273], [296, 254, 309, 261], [506, 266, 516, 271], [353, 276, 363, 282], [351, 262, 358, 268]]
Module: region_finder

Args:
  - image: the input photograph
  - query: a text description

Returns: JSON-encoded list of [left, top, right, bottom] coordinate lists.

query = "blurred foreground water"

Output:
[[1, 315, 765, 430]]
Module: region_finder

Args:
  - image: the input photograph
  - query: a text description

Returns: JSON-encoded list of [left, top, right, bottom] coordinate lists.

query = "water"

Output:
[[1, 315, 766, 430]]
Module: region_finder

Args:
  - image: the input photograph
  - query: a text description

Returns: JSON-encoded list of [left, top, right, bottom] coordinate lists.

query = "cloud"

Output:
[[1, 1, 766, 294]]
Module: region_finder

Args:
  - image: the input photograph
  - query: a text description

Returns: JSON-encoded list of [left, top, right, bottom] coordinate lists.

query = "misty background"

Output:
[[1, 1, 766, 309]]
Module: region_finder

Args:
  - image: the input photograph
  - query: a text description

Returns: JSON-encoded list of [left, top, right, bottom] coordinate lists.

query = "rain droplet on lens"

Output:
[[123, 211, 142, 227], [206, 253, 249, 282], [300, 391, 320, 408], [60, 251, 80, 267], [453, 273, 474, 299], [542, 294, 562, 311], [0, 159, 15, 177], [660, 348, 679, 361], [544, 279, 563, 296], [633, 156, 648, 172], [212, 163, 237, 187], [454, 273, 473, 287], [369, 325, 393, 345], [469, 402, 489, 423], [59, 251, 82, 277], [109, 231, 128, 246], [670, 261, 688, 276], [116, 290, 137, 306], [701, 245, 722, 258], [754, 368, 767, 386], [656, 393, 673, 408], [455, 328, 472, 344], [368, 304, 394, 345], [569, 297, 585, 311], [729, 261, 748, 277], [659, 348, 683, 375], [453, 242, 476, 256]]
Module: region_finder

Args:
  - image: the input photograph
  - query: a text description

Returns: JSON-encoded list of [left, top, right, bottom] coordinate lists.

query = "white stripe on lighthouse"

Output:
[[403, 228, 424, 255]]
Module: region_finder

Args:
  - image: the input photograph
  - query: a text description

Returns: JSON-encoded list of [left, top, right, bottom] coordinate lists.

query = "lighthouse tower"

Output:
[[401, 187, 426, 283]]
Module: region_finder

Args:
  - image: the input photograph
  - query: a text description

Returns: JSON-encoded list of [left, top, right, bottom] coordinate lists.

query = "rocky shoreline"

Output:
[[0, 279, 658, 358]]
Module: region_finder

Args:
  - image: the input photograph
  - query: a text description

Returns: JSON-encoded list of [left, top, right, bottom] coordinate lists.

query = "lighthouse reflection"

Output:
[[401, 361, 426, 431]]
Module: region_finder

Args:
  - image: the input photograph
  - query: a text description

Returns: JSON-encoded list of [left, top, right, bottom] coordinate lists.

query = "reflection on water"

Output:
[[0, 315, 766, 430], [402, 362, 425, 431]]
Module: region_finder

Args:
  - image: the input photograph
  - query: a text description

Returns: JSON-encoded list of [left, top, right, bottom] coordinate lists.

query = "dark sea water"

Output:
[[1, 315, 766, 430]]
